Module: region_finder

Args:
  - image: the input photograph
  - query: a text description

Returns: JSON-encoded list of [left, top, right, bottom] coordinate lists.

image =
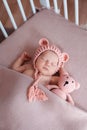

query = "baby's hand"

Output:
[[21, 51, 31, 61], [46, 85, 58, 90]]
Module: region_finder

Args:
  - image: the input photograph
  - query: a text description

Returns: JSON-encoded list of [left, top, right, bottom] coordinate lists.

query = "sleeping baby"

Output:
[[12, 38, 69, 102]]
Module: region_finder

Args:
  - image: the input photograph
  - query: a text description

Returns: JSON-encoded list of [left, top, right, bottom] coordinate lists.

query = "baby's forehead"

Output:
[[41, 51, 59, 62], [41, 50, 58, 57]]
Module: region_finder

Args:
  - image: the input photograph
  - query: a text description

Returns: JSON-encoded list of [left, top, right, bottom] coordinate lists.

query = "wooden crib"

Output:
[[0, 0, 79, 42]]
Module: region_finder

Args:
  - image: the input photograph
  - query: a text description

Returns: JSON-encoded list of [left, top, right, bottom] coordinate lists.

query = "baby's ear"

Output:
[[39, 38, 49, 46], [62, 52, 69, 63], [75, 82, 80, 89]]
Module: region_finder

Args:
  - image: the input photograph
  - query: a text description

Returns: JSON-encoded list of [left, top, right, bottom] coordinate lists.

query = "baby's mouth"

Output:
[[43, 67, 49, 71]]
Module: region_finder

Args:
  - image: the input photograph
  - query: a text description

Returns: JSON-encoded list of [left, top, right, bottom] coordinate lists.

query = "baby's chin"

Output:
[[40, 70, 54, 76]]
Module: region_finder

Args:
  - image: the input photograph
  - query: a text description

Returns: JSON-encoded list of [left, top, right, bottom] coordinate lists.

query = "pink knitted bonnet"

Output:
[[33, 38, 69, 78]]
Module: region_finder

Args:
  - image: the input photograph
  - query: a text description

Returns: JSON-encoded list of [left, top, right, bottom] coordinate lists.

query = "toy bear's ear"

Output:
[[62, 53, 69, 63], [75, 82, 80, 89], [39, 38, 49, 46], [60, 53, 69, 68]]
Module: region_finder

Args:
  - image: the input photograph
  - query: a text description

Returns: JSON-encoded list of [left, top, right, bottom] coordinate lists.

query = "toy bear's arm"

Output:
[[51, 88, 66, 100], [67, 94, 74, 105]]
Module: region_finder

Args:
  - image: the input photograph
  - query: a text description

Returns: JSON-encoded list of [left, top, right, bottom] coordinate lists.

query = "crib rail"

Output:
[[40, 0, 79, 24], [2, 0, 17, 30], [0, 21, 8, 38], [0, 0, 79, 40]]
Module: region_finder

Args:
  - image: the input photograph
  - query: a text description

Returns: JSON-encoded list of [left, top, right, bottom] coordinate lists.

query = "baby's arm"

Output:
[[50, 76, 59, 85], [46, 85, 58, 90], [12, 52, 30, 72]]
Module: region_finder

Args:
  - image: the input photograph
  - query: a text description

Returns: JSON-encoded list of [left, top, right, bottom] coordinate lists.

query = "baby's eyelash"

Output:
[[40, 57, 58, 66], [51, 62, 57, 66]]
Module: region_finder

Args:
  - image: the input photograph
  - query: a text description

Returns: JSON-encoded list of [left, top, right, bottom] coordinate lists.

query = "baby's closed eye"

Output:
[[51, 62, 58, 66]]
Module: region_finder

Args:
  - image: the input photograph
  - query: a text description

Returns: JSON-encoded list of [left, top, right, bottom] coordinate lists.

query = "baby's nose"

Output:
[[45, 60, 50, 66]]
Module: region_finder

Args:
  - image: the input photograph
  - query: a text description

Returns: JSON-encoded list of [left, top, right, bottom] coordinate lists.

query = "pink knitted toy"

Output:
[[27, 38, 69, 102], [47, 69, 80, 105]]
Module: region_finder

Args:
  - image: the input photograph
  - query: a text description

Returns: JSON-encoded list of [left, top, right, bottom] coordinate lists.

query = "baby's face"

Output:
[[35, 51, 59, 76]]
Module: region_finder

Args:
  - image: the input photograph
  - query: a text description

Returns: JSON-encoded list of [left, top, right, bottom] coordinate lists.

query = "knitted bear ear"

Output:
[[75, 82, 80, 89], [39, 38, 49, 46], [62, 52, 69, 63]]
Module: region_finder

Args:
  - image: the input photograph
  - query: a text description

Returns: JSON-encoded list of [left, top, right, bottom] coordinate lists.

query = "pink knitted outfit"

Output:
[[27, 38, 69, 102]]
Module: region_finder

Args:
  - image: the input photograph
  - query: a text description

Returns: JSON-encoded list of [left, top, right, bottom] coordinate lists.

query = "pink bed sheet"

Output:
[[0, 9, 87, 130]]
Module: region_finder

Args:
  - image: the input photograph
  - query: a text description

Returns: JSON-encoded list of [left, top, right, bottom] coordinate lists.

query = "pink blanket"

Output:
[[0, 65, 87, 130], [0, 9, 87, 130]]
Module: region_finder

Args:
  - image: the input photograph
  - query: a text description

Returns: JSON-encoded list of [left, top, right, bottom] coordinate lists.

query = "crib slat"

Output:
[[63, 0, 68, 20], [17, 0, 27, 22], [74, 0, 79, 25], [45, 0, 50, 9], [53, 0, 60, 14], [2, 0, 17, 30], [29, 0, 36, 14], [0, 21, 8, 38], [40, 0, 50, 9]]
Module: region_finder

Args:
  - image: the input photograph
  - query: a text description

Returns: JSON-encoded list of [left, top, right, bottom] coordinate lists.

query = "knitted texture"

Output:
[[33, 38, 66, 79]]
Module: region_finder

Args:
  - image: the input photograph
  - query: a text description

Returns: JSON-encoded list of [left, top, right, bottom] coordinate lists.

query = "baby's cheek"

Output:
[[53, 66, 58, 72], [37, 62, 45, 72], [36, 60, 42, 67], [50, 67, 58, 75]]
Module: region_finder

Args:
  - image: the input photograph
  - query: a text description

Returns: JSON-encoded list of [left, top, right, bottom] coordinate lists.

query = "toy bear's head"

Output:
[[58, 71, 80, 93]]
